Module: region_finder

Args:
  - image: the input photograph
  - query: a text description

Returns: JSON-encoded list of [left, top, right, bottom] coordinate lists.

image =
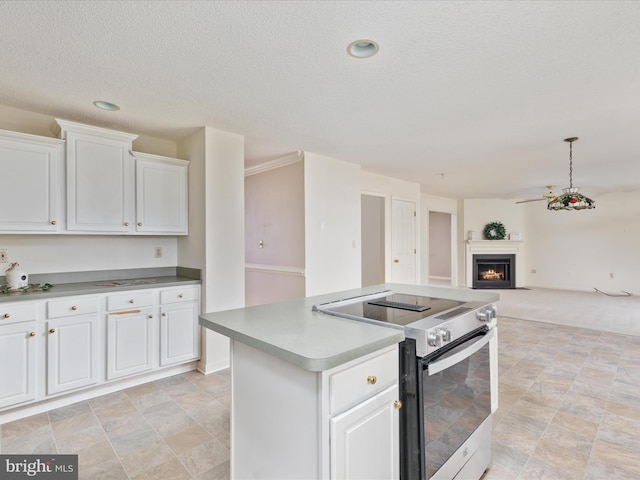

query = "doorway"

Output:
[[428, 211, 453, 285], [361, 194, 385, 286]]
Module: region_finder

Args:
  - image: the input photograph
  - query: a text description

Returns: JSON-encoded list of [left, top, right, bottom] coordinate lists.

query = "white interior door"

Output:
[[391, 198, 416, 284]]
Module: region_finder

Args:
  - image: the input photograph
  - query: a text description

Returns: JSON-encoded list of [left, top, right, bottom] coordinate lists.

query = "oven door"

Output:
[[408, 327, 495, 480]]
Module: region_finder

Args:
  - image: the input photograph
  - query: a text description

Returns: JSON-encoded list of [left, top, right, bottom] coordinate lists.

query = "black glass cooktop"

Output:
[[322, 293, 465, 327]]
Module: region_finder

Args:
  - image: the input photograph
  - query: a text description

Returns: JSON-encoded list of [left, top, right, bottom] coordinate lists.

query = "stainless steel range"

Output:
[[314, 289, 498, 480]]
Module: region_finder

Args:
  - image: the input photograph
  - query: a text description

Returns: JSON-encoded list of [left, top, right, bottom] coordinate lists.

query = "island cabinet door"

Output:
[[330, 384, 400, 480]]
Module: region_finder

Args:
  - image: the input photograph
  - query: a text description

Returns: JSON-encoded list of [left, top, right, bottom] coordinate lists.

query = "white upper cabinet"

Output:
[[53, 119, 189, 235], [0, 129, 63, 232], [134, 152, 189, 234], [56, 119, 138, 233]]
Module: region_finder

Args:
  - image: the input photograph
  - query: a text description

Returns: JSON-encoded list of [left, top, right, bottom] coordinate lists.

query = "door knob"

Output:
[[49, 328, 56, 333]]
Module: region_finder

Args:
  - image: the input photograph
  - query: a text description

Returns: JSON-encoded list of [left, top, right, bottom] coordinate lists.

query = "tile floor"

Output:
[[484, 316, 640, 480], [1, 315, 639, 479], [0, 370, 231, 480]]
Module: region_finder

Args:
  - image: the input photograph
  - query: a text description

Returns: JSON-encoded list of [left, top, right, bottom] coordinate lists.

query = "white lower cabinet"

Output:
[[46, 314, 99, 395], [160, 286, 200, 366], [0, 321, 37, 408], [106, 307, 154, 379], [0, 282, 200, 418]]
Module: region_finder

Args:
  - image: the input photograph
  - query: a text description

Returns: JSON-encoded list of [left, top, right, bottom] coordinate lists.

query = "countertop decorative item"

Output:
[[0, 282, 53, 295], [5, 262, 29, 290], [483, 221, 506, 240]]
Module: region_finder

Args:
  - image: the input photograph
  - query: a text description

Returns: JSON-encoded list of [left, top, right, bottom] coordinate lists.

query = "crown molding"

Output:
[[244, 151, 303, 177]]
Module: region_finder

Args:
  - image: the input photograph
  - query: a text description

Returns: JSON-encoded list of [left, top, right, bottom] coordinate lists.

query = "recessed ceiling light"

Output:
[[347, 39, 379, 58], [93, 100, 120, 111]]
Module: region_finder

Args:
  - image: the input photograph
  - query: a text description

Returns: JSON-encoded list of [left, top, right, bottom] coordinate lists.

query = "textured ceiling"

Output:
[[1, 1, 639, 200]]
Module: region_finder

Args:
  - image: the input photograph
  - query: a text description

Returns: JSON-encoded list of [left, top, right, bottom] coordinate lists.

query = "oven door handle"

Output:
[[426, 328, 495, 376]]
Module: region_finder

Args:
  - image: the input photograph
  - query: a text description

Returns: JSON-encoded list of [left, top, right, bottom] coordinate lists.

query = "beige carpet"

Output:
[[489, 287, 640, 337]]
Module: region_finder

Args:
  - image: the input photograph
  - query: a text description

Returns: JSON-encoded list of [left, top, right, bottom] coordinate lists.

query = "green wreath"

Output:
[[483, 222, 506, 240]]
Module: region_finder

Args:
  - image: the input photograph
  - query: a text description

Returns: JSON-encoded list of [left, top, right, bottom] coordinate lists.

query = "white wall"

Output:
[[304, 152, 361, 296], [462, 199, 526, 241], [177, 127, 245, 373], [523, 190, 640, 293], [0, 235, 177, 275]]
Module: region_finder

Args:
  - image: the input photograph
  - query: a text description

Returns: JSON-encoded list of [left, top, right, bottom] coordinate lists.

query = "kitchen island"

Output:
[[199, 283, 499, 479]]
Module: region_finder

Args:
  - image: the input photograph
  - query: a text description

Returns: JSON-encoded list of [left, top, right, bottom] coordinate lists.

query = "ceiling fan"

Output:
[[515, 186, 557, 204]]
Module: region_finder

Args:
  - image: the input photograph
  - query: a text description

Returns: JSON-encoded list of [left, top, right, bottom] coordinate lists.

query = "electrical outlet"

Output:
[[154, 247, 162, 258], [0, 249, 7, 263]]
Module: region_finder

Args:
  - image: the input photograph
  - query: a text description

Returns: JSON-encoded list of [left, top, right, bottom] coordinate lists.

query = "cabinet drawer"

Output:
[[329, 348, 398, 414], [48, 297, 98, 318], [160, 286, 199, 304], [0, 302, 38, 324], [107, 291, 154, 311]]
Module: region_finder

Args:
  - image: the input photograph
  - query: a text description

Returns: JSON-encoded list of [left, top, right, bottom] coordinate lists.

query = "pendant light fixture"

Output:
[[547, 137, 595, 211]]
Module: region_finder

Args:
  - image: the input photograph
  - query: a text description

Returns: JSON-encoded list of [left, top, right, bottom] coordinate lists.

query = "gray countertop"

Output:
[[0, 267, 200, 303], [199, 283, 499, 372]]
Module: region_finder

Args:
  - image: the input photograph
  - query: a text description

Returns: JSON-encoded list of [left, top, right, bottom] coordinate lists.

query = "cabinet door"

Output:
[[65, 130, 134, 232], [107, 307, 154, 379], [135, 153, 189, 234], [330, 386, 400, 480], [159, 302, 199, 366], [0, 321, 37, 408], [47, 314, 99, 395], [0, 131, 63, 232]]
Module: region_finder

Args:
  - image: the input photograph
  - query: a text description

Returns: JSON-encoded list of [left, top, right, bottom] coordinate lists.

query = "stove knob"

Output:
[[428, 331, 442, 347], [476, 308, 490, 322], [440, 328, 451, 342]]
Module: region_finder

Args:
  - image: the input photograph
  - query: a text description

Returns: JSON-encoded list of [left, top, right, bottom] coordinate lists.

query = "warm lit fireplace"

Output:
[[472, 254, 515, 289]]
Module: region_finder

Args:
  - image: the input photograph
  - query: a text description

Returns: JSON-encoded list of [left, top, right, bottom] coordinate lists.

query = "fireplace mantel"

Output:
[[465, 240, 524, 288]]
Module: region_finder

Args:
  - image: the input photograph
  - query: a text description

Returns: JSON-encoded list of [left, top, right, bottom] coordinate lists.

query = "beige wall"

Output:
[[244, 160, 305, 305], [361, 194, 385, 286]]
